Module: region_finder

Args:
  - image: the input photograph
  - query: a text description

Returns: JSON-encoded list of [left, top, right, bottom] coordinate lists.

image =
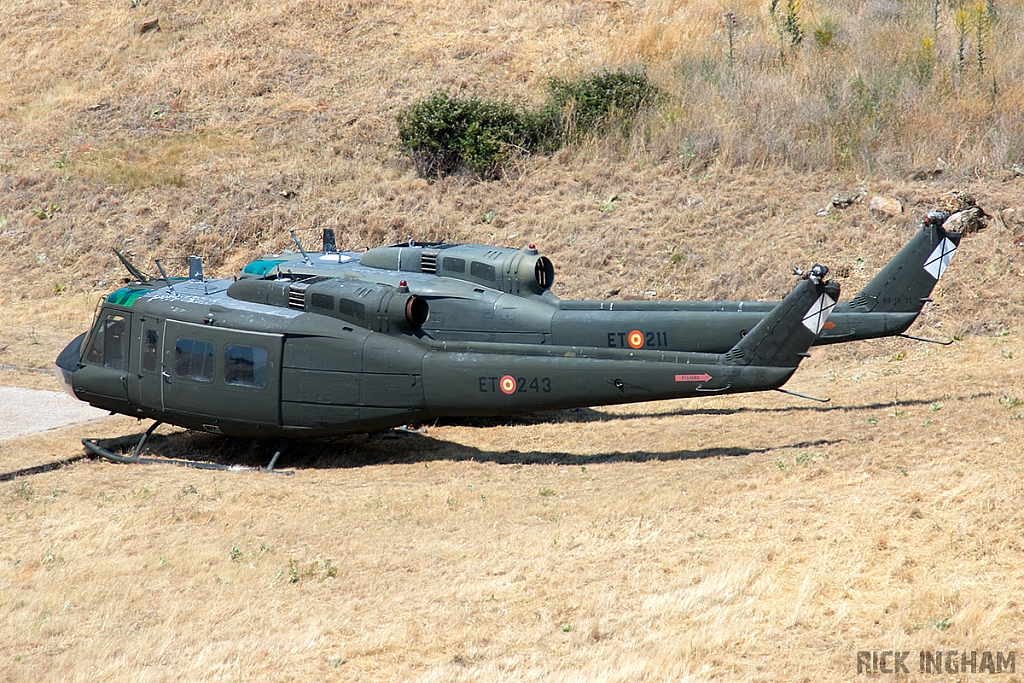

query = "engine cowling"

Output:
[[358, 243, 555, 295], [228, 278, 428, 333]]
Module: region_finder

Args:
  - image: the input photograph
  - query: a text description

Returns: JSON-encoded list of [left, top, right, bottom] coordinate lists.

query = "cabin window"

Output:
[[224, 344, 268, 389], [85, 313, 127, 370], [470, 261, 496, 282], [174, 338, 215, 382], [338, 299, 365, 320], [310, 293, 334, 311], [142, 328, 159, 372], [443, 257, 466, 273]]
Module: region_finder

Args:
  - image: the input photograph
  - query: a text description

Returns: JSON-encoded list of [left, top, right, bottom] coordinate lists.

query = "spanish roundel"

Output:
[[499, 375, 517, 395]]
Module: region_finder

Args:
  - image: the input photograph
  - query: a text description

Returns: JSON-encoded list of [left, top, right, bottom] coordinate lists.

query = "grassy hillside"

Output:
[[1, 0, 1022, 312], [1, 1, 1023, 681]]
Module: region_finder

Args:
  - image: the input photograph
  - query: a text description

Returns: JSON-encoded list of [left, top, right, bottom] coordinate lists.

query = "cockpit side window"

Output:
[[84, 313, 127, 370]]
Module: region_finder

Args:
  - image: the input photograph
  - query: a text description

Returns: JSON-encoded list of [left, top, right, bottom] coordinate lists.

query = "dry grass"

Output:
[[2, 0, 1024, 680], [2, 335, 1024, 681]]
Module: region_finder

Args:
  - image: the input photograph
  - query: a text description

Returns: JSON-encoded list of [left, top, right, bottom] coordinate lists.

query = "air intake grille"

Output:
[[288, 283, 308, 310], [287, 276, 332, 310], [421, 249, 439, 274]]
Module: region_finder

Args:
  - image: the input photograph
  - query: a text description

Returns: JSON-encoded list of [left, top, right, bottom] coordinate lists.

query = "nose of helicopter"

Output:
[[54, 332, 87, 399]]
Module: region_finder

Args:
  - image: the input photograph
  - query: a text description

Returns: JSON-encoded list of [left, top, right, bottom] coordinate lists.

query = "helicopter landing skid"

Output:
[[83, 422, 293, 475]]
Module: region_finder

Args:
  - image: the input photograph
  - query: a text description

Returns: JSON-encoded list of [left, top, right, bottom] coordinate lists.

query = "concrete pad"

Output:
[[0, 386, 109, 441]]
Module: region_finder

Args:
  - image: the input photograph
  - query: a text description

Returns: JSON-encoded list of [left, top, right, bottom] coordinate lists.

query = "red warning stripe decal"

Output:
[[675, 373, 712, 382]]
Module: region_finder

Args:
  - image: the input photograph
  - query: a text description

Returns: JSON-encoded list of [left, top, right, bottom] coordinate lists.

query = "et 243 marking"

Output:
[[479, 375, 552, 394]]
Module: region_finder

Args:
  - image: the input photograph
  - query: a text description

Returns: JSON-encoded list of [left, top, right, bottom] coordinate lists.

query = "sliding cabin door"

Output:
[[161, 321, 282, 426]]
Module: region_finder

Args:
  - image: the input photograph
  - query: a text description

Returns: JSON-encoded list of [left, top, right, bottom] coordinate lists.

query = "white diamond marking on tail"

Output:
[[802, 293, 837, 334], [923, 237, 957, 280]]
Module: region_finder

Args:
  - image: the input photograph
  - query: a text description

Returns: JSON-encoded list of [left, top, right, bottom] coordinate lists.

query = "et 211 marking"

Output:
[[607, 330, 669, 349]]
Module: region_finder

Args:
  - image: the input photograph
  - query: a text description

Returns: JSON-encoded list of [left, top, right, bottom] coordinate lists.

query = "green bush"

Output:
[[395, 92, 540, 178], [542, 71, 660, 142], [396, 70, 659, 179]]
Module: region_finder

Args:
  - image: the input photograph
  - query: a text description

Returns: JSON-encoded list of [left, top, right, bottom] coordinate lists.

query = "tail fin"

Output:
[[723, 266, 840, 367], [847, 220, 961, 313]]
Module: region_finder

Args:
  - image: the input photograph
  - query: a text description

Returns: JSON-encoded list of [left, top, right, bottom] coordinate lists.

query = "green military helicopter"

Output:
[[56, 250, 840, 471], [238, 209, 958, 352]]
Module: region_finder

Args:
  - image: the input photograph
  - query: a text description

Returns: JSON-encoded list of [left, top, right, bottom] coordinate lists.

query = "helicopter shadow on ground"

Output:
[[424, 392, 971, 429], [80, 389, 988, 473], [87, 429, 846, 472]]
